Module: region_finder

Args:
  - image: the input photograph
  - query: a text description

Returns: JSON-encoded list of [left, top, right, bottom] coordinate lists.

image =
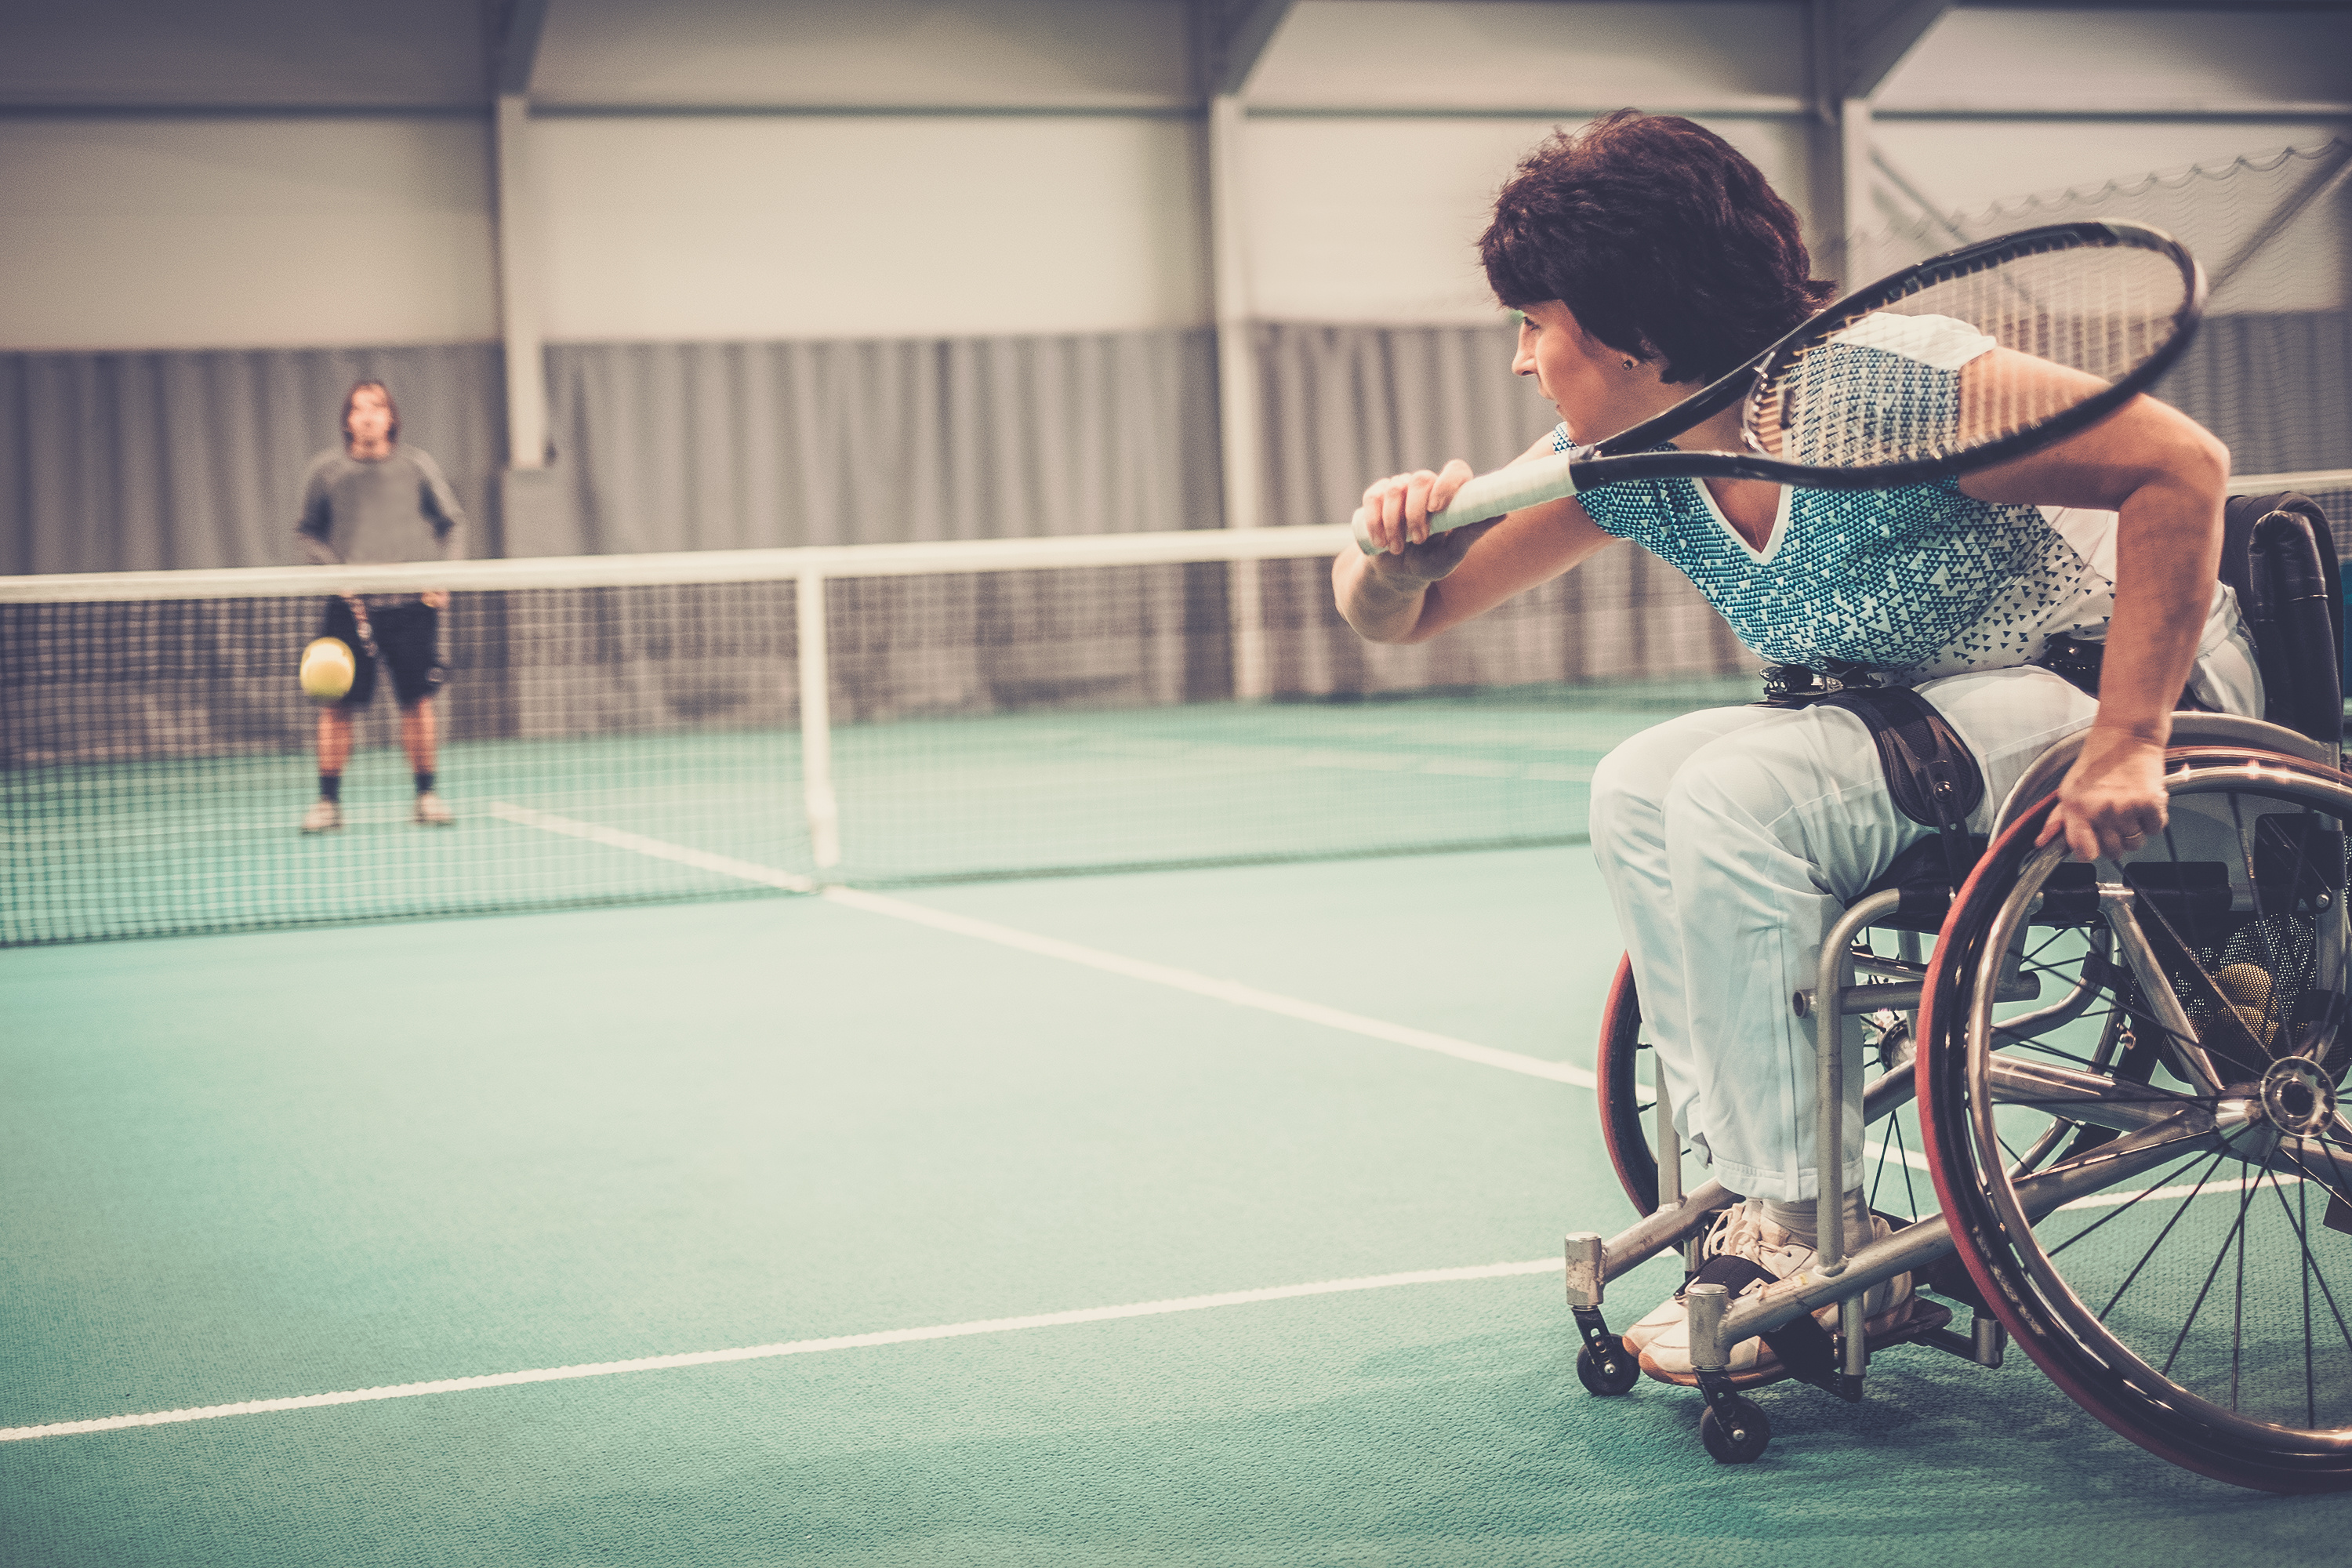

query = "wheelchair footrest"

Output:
[[1646, 1299, 1954, 1392]]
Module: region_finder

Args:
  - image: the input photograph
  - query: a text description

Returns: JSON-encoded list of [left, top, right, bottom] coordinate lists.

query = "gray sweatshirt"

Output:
[[294, 446, 466, 565]]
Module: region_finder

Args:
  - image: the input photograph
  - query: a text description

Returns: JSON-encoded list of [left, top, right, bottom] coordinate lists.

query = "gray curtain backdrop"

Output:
[[2154, 311, 2352, 482], [14, 314, 2350, 763], [543, 330, 1224, 554], [1259, 321, 1552, 529], [0, 343, 503, 575], [6, 314, 2343, 575], [1254, 319, 1751, 691]]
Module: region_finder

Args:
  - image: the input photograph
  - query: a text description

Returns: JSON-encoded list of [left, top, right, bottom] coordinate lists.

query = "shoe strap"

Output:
[[1679, 1254, 1779, 1300]]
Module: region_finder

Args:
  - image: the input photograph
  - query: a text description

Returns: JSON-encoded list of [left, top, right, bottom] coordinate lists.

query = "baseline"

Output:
[[488, 803, 1595, 1088]]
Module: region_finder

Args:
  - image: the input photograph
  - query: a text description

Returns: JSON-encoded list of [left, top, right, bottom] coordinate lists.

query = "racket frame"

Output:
[[1364, 220, 2207, 553]]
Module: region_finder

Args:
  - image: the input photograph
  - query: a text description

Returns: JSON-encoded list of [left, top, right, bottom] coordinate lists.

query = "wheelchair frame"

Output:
[[1566, 710, 2351, 1479]]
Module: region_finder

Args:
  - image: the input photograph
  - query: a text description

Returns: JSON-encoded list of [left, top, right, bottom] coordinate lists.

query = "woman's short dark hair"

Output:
[[1480, 111, 1835, 387], [341, 379, 400, 447]]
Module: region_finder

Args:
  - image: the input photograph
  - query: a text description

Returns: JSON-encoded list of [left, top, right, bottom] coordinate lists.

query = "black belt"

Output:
[[1757, 664, 1987, 891]]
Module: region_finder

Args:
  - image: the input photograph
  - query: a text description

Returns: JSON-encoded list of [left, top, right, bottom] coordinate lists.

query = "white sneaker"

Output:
[[412, 791, 454, 826], [1619, 1202, 1758, 1353], [301, 800, 342, 833], [1637, 1214, 1914, 1386]]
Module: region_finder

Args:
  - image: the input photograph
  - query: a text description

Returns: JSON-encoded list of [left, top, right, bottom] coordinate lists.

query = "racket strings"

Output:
[[1747, 241, 2192, 471]]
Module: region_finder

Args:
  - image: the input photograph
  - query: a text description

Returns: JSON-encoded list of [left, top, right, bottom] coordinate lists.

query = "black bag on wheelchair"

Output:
[[2219, 490, 2343, 747]]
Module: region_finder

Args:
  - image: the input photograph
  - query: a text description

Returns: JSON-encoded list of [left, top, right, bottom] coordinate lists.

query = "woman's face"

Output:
[[1512, 300, 1658, 442]]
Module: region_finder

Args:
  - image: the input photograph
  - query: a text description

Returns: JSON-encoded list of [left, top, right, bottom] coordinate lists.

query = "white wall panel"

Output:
[[1880, 8, 2352, 114], [532, 116, 1208, 340], [0, 119, 496, 351], [1243, 115, 1812, 322], [1247, 1, 1807, 111], [535, 0, 1192, 108]]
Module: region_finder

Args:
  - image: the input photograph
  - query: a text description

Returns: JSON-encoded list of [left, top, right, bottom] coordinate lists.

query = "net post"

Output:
[[795, 569, 840, 871]]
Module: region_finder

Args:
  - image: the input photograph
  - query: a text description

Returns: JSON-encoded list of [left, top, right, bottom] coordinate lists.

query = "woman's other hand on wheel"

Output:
[[2039, 727, 2168, 862]]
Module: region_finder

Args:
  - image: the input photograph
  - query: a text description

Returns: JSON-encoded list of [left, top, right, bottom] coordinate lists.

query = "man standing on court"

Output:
[[296, 379, 465, 832]]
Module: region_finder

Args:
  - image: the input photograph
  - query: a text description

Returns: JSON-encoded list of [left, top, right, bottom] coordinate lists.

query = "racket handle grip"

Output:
[[1350, 452, 1582, 554]]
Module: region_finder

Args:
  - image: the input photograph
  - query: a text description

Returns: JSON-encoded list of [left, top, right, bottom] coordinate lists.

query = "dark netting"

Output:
[[1857, 139, 2352, 477], [1, 542, 1755, 945], [1, 581, 807, 944]]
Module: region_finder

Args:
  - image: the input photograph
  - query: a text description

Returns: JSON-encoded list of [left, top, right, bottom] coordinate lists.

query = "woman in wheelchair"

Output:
[[1332, 110, 2342, 1454]]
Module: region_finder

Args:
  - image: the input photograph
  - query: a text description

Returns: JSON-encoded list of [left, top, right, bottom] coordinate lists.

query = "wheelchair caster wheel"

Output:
[[1577, 1340, 1639, 1396], [1700, 1398, 1772, 1464]]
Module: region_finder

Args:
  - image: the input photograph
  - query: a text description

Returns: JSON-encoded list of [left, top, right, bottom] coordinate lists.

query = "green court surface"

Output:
[[5, 848, 2350, 1565]]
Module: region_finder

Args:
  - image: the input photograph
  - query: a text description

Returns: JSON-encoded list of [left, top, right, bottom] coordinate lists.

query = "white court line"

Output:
[[487, 803, 1595, 1089], [819, 884, 1596, 1087], [2060, 1171, 2303, 1211], [484, 801, 817, 894], [0, 1258, 1562, 1444], [1877, 1154, 2310, 1210]]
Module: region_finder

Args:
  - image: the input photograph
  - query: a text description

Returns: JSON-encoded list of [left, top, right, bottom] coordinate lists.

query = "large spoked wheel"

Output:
[[1595, 956, 1662, 1215], [1597, 954, 1941, 1225], [1918, 752, 2352, 1493]]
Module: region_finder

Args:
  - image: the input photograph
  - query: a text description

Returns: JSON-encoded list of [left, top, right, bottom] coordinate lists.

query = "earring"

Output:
[[1621, 356, 1639, 369]]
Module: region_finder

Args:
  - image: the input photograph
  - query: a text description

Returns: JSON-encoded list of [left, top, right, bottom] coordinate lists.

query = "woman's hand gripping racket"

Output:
[[1353, 221, 2205, 553]]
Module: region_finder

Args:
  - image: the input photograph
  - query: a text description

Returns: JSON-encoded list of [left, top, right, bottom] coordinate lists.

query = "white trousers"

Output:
[[1589, 598, 2264, 1201]]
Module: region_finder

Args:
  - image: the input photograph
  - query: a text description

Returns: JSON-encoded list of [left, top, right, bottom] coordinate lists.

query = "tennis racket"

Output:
[[1352, 220, 2205, 554]]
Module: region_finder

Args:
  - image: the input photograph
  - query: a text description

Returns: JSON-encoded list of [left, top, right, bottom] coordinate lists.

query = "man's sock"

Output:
[[319, 774, 342, 804], [414, 771, 435, 795], [1762, 1188, 1871, 1253]]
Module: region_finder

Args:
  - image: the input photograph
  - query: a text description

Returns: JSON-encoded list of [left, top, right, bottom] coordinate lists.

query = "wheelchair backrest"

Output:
[[2221, 491, 2343, 746]]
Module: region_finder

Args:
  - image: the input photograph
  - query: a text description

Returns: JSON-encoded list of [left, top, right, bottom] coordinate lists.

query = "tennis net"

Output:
[[3, 524, 1757, 945]]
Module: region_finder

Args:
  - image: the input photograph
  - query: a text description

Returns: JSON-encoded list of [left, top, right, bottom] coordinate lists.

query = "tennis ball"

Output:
[[299, 637, 355, 702], [2227, 1004, 2281, 1053], [2212, 962, 2274, 1015]]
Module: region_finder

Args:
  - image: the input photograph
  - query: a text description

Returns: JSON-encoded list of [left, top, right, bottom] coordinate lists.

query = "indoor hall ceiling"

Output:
[[0, 0, 491, 109], [0, 0, 2344, 111]]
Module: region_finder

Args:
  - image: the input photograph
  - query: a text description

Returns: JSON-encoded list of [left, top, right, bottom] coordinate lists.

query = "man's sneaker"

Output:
[[301, 800, 342, 833], [1619, 1202, 1758, 1354], [413, 791, 454, 826], [1636, 1213, 1915, 1387]]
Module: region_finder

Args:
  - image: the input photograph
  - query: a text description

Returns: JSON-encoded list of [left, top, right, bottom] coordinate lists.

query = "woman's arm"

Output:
[[1957, 354, 2231, 861], [1334, 435, 1621, 645]]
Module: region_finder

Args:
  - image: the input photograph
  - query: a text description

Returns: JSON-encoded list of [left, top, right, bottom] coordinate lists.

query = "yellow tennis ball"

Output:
[[2212, 963, 2274, 1015], [2221, 1003, 2281, 1054], [299, 637, 355, 702]]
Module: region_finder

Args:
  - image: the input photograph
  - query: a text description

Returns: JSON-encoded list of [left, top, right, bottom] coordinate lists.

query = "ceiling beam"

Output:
[[1197, 0, 1298, 100], [490, 0, 554, 98], [1817, 0, 1950, 107]]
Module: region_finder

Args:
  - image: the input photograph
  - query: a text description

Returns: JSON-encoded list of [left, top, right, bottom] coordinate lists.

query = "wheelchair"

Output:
[[1568, 492, 2352, 1494]]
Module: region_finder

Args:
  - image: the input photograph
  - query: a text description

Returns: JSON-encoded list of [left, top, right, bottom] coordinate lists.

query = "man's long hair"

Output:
[[341, 379, 400, 449], [1479, 111, 1835, 387]]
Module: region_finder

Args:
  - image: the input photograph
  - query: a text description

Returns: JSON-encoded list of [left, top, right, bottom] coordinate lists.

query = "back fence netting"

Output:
[[5, 140, 2347, 946], [1853, 136, 2352, 485]]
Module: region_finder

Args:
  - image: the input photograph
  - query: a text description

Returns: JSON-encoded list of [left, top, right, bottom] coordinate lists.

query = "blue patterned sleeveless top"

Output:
[[1560, 313, 2118, 679]]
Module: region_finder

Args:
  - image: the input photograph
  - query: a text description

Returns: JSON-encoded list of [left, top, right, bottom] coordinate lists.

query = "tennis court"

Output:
[[13, 2, 2352, 1558], [9, 792, 2352, 1563]]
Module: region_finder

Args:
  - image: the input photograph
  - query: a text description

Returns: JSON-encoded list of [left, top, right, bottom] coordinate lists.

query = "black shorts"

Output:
[[319, 597, 444, 708]]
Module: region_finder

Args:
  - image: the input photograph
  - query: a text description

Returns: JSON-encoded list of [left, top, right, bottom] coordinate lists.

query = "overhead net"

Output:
[[1852, 137, 2352, 488], [1, 532, 1749, 945]]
